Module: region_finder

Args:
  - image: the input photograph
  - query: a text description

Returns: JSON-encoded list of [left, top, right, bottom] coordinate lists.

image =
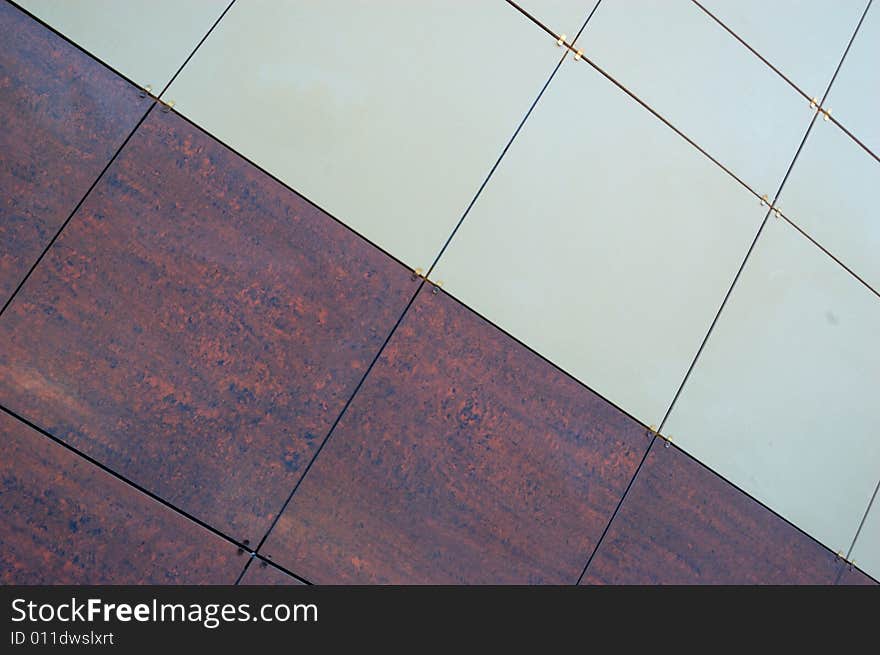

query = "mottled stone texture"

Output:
[[582, 441, 844, 584], [0, 1, 149, 308], [262, 287, 650, 584], [239, 561, 306, 585], [0, 108, 419, 543], [836, 565, 878, 586], [0, 411, 240, 583]]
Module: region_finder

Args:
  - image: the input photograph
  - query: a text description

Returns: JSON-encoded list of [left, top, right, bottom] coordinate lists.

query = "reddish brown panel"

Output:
[[0, 1, 149, 308], [261, 286, 651, 584], [836, 566, 878, 586], [0, 410, 241, 584], [0, 108, 418, 543], [239, 561, 306, 585], [581, 440, 842, 584]]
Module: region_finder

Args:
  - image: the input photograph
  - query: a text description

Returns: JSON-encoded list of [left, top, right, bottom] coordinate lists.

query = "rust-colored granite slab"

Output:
[[836, 565, 878, 586], [0, 108, 419, 543], [239, 561, 306, 585], [0, 410, 240, 584], [581, 440, 843, 584], [262, 287, 651, 583], [0, 1, 149, 308]]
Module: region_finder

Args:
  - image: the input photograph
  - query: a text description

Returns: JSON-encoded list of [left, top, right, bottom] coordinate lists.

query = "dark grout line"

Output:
[[6, 0, 146, 92], [234, 557, 253, 585], [248, 279, 427, 556], [828, 113, 880, 165], [426, 0, 600, 278], [571, 0, 604, 44], [158, 0, 237, 98], [437, 287, 652, 432], [777, 213, 879, 299], [574, 0, 877, 585], [0, 403, 251, 557], [658, 0, 875, 435], [817, 0, 873, 107], [167, 108, 417, 275], [1, 403, 315, 585], [656, 112, 818, 435], [690, 0, 811, 102], [692, 0, 880, 166], [0, 102, 156, 321], [846, 476, 880, 561], [425, 52, 568, 278], [575, 435, 656, 584]]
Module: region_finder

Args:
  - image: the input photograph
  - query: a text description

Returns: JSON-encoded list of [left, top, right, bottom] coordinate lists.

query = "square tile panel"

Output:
[[0, 1, 149, 308], [239, 562, 306, 586], [664, 217, 880, 555], [581, 441, 844, 584], [261, 286, 651, 584], [513, 0, 598, 37], [0, 410, 240, 584], [697, 0, 866, 98], [432, 59, 764, 426], [823, 2, 879, 155], [775, 116, 880, 293], [16, 0, 229, 89], [582, 0, 810, 194], [850, 493, 880, 581], [0, 108, 418, 544], [165, 0, 563, 269]]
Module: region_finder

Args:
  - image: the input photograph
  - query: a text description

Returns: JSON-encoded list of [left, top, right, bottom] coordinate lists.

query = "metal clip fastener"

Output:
[[664, 434, 673, 448], [574, 49, 584, 61], [822, 107, 832, 122], [556, 34, 567, 47], [412, 267, 424, 281], [773, 207, 782, 219], [139, 84, 153, 99], [431, 280, 444, 295], [161, 99, 176, 113], [810, 97, 819, 110], [760, 194, 769, 207]]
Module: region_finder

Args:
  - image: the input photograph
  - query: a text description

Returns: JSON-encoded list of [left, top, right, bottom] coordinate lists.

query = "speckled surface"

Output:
[[0, 0, 149, 308], [261, 287, 651, 584], [836, 565, 878, 586], [239, 561, 306, 585], [581, 441, 844, 584], [0, 410, 240, 584], [0, 108, 419, 544]]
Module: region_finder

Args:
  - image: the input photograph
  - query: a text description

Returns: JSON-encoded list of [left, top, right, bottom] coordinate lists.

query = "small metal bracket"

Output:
[[574, 49, 584, 61], [810, 97, 819, 110], [760, 194, 769, 207], [431, 280, 444, 295], [160, 99, 176, 113], [822, 107, 832, 122], [138, 84, 153, 99], [411, 267, 425, 281], [556, 34, 567, 47], [662, 434, 673, 448]]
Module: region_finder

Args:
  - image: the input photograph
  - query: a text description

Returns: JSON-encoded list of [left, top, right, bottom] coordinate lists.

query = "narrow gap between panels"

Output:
[[424, 50, 568, 278], [655, 113, 816, 436], [694, 0, 880, 166], [249, 278, 428, 556], [0, 404, 252, 560], [158, 0, 237, 98], [846, 476, 880, 561], [234, 554, 313, 586], [575, 0, 875, 582], [657, 0, 874, 435], [690, 0, 811, 103], [0, 102, 156, 321], [575, 435, 656, 584]]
